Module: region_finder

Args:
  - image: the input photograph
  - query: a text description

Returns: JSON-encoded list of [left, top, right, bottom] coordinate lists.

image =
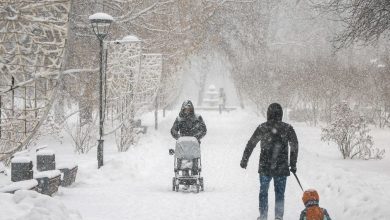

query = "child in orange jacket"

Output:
[[299, 189, 331, 220]]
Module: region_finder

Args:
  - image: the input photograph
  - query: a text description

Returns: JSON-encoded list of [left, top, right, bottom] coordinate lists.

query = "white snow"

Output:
[[122, 35, 140, 42], [36, 149, 55, 156], [1, 109, 390, 220], [0, 190, 81, 220], [34, 170, 61, 179], [11, 157, 31, 164], [377, 64, 386, 68], [88, 13, 114, 21], [112, 35, 141, 44], [0, 179, 38, 193], [57, 163, 77, 170], [56, 110, 390, 219], [208, 84, 216, 90]]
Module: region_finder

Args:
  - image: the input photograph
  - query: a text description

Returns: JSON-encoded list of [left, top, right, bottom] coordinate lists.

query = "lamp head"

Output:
[[89, 13, 114, 40]]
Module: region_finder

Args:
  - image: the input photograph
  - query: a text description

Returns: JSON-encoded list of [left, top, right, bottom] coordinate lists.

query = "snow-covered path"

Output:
[[58, 110, 390, 220]]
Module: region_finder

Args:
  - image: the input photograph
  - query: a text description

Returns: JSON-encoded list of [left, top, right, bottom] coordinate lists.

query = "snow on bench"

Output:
[[0, 179, 38, 194], [56, 162, 77, 170], [36, 149, 55, 156], [11, 157, 31, 164], [34, 170, 61, 196], [34, 170, 61, 179]]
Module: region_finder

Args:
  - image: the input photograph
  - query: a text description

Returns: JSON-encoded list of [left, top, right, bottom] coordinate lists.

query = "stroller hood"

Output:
[[175, 137, 200, 160]]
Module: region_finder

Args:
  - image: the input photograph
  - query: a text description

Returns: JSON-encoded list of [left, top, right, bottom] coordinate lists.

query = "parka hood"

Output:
[[267, 103, 283, 121], [302, 189, 320, 206], [179, 100, 195, 118]]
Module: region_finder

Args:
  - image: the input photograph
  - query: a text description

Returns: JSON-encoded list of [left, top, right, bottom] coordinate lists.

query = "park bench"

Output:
[[34, 170, 61, 196], [36, 149, 56, 171], [134, 119, 147, 134], [11, 157, 33, 182], [4, 148, 78, 196], [36, 148, 78, 187], [57, 164, 78, 187]]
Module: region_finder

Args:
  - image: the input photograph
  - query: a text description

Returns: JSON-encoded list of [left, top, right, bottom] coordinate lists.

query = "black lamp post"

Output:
[[89, 13, 113, 169]]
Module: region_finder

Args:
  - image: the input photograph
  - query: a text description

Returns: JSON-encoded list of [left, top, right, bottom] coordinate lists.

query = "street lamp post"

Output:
[[89, 13, 113, 169]]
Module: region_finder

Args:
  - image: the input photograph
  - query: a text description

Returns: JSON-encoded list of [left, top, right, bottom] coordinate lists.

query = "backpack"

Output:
[[306, 206, 324, 220], [301, 206, 331, 220]]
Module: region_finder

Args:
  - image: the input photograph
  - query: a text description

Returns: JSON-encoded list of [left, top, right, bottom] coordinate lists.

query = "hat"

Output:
[[302, 189, 320, 206]]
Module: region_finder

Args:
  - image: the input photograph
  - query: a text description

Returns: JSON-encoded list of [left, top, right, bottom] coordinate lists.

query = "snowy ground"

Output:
[[1, 109, 390, 220]]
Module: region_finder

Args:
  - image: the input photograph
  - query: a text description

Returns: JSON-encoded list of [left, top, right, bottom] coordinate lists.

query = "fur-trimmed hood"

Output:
[[179, 100, 195, 118]]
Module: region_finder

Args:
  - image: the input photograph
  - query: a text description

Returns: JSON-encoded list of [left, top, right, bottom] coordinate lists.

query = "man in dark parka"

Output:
[[240, 103, 299, 220], [171, 100, 207, 175]]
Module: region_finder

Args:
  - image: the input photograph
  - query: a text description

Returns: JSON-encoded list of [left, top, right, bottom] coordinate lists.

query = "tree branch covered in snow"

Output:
[[0, 0, 72, 161]]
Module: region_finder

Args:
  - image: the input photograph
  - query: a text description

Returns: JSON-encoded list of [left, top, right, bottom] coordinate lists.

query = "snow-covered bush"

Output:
[[65, 116, 97, 154], [115, 124, 134, 152], [321, 102, 385, 160]]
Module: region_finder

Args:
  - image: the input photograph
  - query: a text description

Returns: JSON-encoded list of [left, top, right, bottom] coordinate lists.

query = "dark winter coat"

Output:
[[241, 103, 298, 176], [171, 100, 207, 141]]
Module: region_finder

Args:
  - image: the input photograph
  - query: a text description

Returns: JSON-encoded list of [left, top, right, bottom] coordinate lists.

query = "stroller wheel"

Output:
[[200, 178, 204, 191], [196, 184, 200, 193], [172, 178, 175, 191], [175, 184, 179, 192]]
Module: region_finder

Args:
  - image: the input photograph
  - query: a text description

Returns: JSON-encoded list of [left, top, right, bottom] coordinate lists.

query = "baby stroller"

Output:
[[169, 136, 204, 193]]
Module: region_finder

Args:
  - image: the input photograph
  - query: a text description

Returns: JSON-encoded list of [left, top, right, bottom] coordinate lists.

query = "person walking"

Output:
[[240, 103, 299, 220], [218, 88, 226, 114], [171, 100, 207, 176]]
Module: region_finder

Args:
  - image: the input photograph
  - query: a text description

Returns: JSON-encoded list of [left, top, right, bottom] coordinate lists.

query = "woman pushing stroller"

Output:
[[170, 100, 207, 176]]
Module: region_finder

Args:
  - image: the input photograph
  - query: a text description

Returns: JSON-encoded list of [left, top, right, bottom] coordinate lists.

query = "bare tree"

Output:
[[315, 0, 390, 48]]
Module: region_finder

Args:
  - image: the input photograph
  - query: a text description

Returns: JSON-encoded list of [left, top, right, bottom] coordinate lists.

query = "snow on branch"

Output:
[[115, 0, 175, 23], [0, 0, 72, 161]]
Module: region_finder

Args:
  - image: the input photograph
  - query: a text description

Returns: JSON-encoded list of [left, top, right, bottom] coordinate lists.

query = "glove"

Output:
[[240, 160, 248, 169], [290, 166, 297, 174], [169, 149, 175, 155]]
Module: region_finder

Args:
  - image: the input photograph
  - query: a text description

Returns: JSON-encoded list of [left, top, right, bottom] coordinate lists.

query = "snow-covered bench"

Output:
[[133, 119, 147, 134], [34, 170, 61, 196], [0, 179, 38, 194], [57, 163, 78, 187], [36, 149, 55, 171], [11, 157, 33, 182]]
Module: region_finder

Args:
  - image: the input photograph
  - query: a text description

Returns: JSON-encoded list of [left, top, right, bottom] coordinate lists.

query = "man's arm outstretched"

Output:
[[241, 126, 262, 169]]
